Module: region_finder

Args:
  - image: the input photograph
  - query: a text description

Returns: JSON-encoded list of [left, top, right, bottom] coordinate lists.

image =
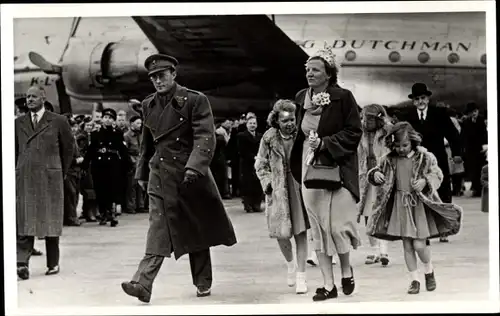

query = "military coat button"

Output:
[[180, 118, 183, 121], [160, 158, 164, 161]]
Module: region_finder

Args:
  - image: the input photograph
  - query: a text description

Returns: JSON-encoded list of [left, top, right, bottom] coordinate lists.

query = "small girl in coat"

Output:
[[255, 99, 311, 294], [367, 122, 462, 295]]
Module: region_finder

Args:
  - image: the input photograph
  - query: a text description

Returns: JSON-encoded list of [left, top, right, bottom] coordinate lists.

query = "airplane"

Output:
[[13, 12, 486, 118]]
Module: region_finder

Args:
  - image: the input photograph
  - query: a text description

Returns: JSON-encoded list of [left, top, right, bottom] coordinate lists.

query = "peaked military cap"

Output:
[[144, 54, 179, 76], [102, 108, 117, 120]]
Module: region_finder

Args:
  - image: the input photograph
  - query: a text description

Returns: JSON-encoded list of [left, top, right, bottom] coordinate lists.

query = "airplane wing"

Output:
[[132, 15, 308, 100]]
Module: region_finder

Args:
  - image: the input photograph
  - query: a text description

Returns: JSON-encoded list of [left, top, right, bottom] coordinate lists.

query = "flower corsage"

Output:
[[311, 92, 331, 108]]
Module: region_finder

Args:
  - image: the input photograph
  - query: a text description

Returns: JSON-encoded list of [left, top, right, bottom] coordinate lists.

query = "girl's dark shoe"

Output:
[[407, 280, 420, 294], [341, 267, 355, 295], [380, 254, 390, 266], [312, 286, 338, 301], [425, 271, 437, 291]]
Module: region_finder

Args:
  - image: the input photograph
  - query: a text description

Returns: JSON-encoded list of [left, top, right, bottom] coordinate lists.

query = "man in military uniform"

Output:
[[82, 108, 132, 227], [121, 54, 237, 303]]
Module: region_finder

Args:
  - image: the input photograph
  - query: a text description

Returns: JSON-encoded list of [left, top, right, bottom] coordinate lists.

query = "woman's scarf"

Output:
[[304, 88, 324, 116]]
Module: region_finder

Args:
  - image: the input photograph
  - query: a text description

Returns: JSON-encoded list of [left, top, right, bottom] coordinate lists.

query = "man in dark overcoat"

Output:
[[121, 54, 237, 303], [16, 86, 74, 279], [397, 83, 462, 242], [461, 102, 488, 197], [237, 116, 264, 212]]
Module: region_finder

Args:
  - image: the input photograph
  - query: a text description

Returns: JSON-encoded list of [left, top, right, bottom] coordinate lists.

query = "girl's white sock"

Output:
[[287, 260, 296, 272], [410, 270, 419, 282], [423, 262, 434, 274], [324, 283, 334, 292]]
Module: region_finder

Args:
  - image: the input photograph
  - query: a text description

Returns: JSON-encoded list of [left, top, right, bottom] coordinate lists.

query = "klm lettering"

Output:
[[296, 40, 471, 52]]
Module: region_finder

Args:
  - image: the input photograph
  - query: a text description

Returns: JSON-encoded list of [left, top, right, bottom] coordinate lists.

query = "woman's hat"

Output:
[[408, 83, 432, 99], [465, 102, 479, 114], [102, 108, 117, 120], [44, 101, 54, 112], [307, 46, 338, 69]]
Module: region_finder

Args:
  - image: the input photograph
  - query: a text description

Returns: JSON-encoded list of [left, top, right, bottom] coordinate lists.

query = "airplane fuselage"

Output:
[[14, 13, 487, 116]]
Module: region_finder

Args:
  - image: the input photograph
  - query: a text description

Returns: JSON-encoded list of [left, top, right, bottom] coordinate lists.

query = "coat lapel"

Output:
[[144, 84, 189, 141], [19, 114, 34, 138], [27, 111, 53, 144]]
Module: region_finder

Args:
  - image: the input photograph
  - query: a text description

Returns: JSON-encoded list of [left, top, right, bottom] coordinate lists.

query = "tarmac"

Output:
[[15, 194, 494, 312]]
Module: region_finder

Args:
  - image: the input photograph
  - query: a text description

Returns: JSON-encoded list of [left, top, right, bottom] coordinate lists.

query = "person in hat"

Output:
[[81, 108, 132, 227], [15, 97, 29, 118], [63, 119, 83, 227], [123, 115, 146, 214], [15, 86, 75, 280], [289, 46, 362, 301], [75, 116, 99, 222], [121, 54, 236, 303], [396, 83, 463, 243], [460, 102, 488, 197]]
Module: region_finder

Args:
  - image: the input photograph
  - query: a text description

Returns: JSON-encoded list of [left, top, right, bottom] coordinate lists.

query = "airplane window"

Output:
[[388, 51, 400, 63], [345, 50, 356, 62], [448, 53, 460, 64], [418, 52, 430, 64]]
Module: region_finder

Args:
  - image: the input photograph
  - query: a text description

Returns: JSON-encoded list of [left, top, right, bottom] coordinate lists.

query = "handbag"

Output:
[[303, 152, 342, 191]]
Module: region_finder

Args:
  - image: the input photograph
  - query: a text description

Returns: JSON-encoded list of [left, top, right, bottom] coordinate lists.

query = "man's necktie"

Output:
[[419, 111, 424, 122], [32, 113, 38, 128]]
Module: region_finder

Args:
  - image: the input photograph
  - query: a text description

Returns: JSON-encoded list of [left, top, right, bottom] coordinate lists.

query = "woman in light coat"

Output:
[[255, 99, 310, 294], [356, 104, 392, 266]]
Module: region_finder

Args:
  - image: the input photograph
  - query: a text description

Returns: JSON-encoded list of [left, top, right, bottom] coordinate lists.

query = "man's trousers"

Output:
[[17, 235, 59, 268], [131, 249, 212, 293]]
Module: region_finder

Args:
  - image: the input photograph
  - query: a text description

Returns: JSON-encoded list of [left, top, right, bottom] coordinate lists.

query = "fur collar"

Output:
[[262, 127, 296, 158]]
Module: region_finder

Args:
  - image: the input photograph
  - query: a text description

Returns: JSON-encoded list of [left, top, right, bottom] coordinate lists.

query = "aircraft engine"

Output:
[[62, 38, 157, 101]]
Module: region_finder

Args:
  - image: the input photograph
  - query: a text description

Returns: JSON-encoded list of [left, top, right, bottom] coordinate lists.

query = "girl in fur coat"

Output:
[[367, 122, 462, 295], [255, 100, 311, 294], [356, 104, 392, 267]]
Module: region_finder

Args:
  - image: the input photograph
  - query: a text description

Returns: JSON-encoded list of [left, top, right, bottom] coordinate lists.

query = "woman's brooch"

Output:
[[311, 92, 331, 108]]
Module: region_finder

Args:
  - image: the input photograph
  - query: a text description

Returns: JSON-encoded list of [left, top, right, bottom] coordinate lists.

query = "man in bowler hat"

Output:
[[398, 83, 462, 242], [121, 54, 237, 303]]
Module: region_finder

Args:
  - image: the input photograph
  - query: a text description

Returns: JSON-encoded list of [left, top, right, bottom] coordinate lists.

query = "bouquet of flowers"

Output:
[[311, 92, 331, 108]]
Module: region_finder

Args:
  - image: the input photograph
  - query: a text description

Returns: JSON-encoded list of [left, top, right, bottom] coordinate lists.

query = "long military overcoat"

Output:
[[136, 84, 237, 259], [15, 111, 74, 237]]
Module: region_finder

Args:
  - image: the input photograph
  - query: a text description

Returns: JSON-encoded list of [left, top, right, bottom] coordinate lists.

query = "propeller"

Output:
[[28, 51, 62, 75]]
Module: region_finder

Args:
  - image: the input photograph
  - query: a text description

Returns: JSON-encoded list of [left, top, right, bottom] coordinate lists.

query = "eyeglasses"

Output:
[[149, 69, 174, 82]]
